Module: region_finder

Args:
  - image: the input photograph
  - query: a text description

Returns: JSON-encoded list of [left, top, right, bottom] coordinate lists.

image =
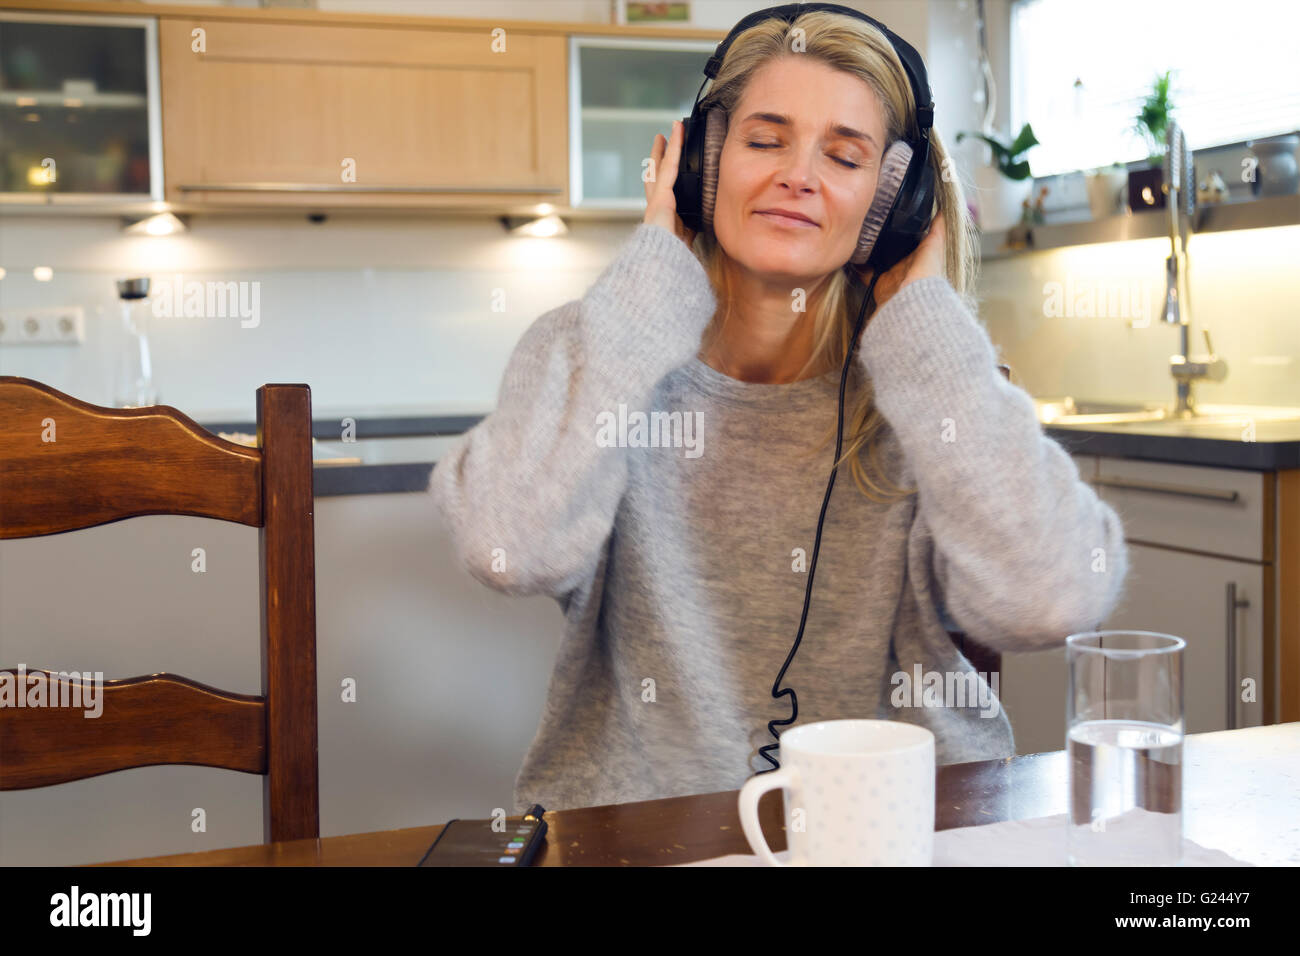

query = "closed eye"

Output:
[[745, 141, 861, 170]]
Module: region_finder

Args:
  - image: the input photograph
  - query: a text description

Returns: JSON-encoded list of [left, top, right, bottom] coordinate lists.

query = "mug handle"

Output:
[[738, 767, 799, 866]]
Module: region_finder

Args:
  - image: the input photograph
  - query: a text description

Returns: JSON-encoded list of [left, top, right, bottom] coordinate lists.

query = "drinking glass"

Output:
[[1066, 630, 1185, 866]]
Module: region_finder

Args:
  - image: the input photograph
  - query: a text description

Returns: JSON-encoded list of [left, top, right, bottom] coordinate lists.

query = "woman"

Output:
[[431, 10, 1129, 812]]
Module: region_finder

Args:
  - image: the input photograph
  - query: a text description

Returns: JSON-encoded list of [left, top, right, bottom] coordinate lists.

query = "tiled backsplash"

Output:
[[978, 225, 1300, 408], [0, 215, 624, 418], [2, 213, 1297, 419]]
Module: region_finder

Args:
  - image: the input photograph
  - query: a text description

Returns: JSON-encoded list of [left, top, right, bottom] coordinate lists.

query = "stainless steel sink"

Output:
[[1035, 398, 1169, 426], [1035, 397, 1300, 428], [1192, 404, 1300, 422]]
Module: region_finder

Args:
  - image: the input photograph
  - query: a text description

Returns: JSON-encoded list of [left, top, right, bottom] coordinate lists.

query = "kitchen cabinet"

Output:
[[0, 11, 161, 203], [1102, 545, 1264, 732], [568, 36, 714, 209], [1000, 456, 1277, 755], [1001, 544, 1265, 755], [159, 18, 568, 209]]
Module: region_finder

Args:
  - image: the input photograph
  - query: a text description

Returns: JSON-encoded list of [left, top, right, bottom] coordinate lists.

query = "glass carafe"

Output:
[[113, 280, 157, 408]]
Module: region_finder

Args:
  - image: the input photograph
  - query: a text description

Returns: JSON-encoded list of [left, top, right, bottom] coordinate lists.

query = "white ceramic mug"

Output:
[[738, 719, 935, 866]]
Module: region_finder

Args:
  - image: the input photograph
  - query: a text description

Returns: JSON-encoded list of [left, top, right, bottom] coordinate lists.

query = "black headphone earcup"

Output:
[[866, 145, 936, 273], [673, 111, 706, 234], [699, 107, 728, 230], [851, 140, 914, 266]]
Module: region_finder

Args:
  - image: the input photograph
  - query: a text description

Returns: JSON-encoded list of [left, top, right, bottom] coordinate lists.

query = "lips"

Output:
[[755, 209, 818, 227]]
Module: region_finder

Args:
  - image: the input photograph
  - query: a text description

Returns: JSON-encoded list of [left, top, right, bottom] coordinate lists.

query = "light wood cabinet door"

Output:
[[159, 18, 568, 209]]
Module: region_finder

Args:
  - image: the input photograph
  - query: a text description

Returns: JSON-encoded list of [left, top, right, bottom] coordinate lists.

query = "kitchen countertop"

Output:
[[198, 408, 483, 441], [196, 409, 479, 497], [1046, 418, 1300, 470], [194, 408, 1300, 497]]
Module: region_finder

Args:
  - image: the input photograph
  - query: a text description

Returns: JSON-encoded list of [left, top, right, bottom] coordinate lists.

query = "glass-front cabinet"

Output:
[[0, 12, 161, 203], [568, 36, 715, 209]]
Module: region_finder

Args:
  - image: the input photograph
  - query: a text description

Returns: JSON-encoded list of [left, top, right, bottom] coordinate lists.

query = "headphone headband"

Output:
[[700, 2, 933, 137]]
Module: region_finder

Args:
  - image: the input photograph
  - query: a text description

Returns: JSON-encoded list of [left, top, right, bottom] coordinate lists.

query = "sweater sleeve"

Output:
[[429, 223, 717, 599], [857, 276, 1130, 653]]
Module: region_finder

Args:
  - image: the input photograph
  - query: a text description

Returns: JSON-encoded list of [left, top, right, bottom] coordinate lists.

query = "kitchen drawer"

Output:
[[1070, 454, 1097, 481], [1094, 458, 1267, 561]]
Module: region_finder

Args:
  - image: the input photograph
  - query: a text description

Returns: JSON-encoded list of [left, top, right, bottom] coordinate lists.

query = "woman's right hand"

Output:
[[643, 119, 698, 249]]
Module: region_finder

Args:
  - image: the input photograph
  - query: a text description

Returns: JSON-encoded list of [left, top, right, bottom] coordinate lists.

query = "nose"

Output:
[[775, 148, 817, 194]]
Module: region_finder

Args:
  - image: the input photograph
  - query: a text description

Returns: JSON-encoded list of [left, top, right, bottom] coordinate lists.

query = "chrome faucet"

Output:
[[1162, 120, 1227, 417]]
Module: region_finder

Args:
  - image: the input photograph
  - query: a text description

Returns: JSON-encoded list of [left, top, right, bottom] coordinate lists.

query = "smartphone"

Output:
[[417, 810, 547, 867]]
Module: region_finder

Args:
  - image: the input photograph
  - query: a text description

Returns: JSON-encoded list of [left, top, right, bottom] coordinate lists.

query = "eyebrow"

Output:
[[738, 111, 878, 149]]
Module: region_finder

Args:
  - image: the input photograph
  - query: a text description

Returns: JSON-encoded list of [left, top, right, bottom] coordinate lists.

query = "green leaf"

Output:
[[1007, 123, 1040, 157], [1002, 158, 1033, 180]]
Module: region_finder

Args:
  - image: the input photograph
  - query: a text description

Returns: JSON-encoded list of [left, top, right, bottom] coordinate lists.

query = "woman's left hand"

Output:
[[855, 209, 946, 311]]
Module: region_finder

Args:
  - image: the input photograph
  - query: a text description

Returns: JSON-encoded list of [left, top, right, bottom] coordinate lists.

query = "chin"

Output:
[[741, 244, 820, 275]]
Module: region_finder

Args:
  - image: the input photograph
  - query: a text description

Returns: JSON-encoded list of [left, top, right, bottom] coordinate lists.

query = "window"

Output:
[[1010, 0, 1300, 177]]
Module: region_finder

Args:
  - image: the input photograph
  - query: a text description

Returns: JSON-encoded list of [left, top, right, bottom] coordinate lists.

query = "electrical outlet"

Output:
[[0, 306, 85, 346]]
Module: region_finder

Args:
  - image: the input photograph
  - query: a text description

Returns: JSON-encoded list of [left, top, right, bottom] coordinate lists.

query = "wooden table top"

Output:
[[96, 723, 1299, 867]]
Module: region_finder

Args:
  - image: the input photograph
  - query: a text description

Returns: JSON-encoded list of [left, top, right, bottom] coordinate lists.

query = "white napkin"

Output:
[[676, 812, 1251, 866]]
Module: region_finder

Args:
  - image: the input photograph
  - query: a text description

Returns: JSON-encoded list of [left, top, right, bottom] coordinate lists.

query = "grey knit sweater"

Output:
[[430, 222, 1129, 812]]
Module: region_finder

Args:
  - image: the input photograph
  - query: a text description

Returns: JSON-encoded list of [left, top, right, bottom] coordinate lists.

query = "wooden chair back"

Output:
[[0, 377, 319, 842]]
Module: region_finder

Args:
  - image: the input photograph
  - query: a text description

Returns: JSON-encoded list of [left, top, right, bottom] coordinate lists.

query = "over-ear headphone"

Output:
[[668, 4, 941, 775], [673, 1, 936, 274]]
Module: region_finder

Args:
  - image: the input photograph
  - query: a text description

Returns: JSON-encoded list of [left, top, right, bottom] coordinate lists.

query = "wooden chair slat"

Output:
[[0, 376, 261, 538], [0, 670, 267, 789]]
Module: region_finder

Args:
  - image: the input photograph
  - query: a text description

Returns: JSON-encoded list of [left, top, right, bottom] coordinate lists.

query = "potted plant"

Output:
[[956, 122, 1040, 231], [1128, 70, 1175, 211]]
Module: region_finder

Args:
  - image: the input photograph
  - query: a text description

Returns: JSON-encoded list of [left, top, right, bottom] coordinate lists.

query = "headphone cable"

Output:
[[757, 265, 883, 772]]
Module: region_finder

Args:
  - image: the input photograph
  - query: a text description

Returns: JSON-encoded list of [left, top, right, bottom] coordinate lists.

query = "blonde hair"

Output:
[[691, 9, 980, 501]]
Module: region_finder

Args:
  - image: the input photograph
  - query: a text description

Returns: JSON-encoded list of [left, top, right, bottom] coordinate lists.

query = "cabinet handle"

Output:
[[1092, 476, 1239, 502], [175, 183, 565, 195], [1225, 581, 1250, 730]]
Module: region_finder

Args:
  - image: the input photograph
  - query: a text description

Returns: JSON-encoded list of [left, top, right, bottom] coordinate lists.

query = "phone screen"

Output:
[[417, 817, 547, 867]]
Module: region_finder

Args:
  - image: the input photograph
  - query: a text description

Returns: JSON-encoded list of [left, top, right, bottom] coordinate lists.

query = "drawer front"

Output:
[[1094, 458, 1267, 560], [1071, 454, 1097, 481]]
